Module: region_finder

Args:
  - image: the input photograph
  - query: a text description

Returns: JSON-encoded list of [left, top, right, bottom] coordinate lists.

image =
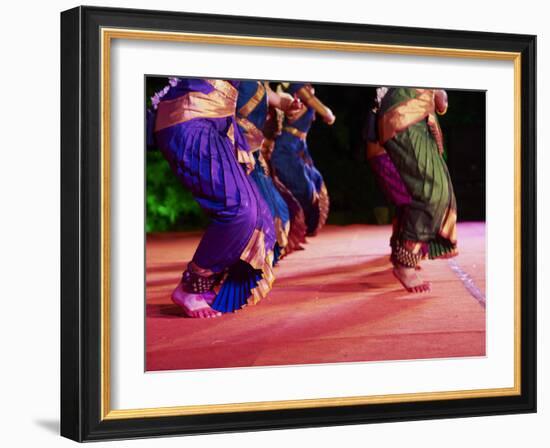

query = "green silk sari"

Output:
[[379, 87, 458, 259]]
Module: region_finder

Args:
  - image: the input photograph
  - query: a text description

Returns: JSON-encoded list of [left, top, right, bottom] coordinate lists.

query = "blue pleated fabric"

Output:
[[211, 261, 264, 313], [236, 81, 291, 262], [270, 83, 328, 235], [156, 118, 274, 274], [249, 152, 290, 265], [272, 243, 282, 265], [271, 132, 324, 234]]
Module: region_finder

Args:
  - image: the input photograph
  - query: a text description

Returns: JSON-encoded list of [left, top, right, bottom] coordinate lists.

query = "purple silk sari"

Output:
[[153, 79, 276, 312]]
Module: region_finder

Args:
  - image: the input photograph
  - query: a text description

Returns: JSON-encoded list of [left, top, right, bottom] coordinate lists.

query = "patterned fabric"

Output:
[[391, 241, 422, 268], [236, 81, 293, 261], [369, 153, 411, 207], [153, 78, 276, 312], [375, 87, 458, 260], [271, 83, 330, 235], [249, 151, 291, 261], [271, 175, 307, 253]]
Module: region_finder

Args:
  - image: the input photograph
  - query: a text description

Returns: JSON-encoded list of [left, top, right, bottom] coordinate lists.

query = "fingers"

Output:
[[323, 111, 336, 125]]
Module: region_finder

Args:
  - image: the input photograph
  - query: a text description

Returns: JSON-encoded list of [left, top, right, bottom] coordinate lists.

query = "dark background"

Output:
[[145, 78, 485, 232]]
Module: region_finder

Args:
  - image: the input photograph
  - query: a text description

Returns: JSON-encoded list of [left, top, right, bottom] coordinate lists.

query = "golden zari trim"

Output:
[[237, 116, 265, 150], [237, 149, 256, 174], [402, 240, 423, 254], [283, 125, 307, 141], [316, 182, 330, 232], [206, 79, 238, 102], [155, 80, 238, 132], [239, 229, 275, 306], [228, 121, 256, 174], [379, 89, 435, 144], [241, 228, 268, 270], [257, 151, 271, 176], [274, 216, 290, 248], [261, 138, 275, 161], [238, 81, 266, 118], [427, 113, 445, 154], [439, 207, 458, 243], [226, 121, 235, 144], [249, 254, 275, 305]]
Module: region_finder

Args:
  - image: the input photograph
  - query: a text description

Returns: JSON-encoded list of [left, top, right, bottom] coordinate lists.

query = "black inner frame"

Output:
[[60, 6, 536, 442]]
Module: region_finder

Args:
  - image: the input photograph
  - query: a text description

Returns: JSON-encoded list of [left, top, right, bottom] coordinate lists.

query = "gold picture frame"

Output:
[[61, 6, 536, 441]]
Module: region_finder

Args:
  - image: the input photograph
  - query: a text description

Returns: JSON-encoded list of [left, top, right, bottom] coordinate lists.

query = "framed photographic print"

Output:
[[60, 5, 536, 442]]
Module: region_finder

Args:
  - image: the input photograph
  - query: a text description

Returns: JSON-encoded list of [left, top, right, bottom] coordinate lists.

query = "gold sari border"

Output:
[[237, 116, 265, 150], [274, 216, 290, 248], [427, 113, 445, 154], [283, 125, 307, 140], [238, 81, 266, 118], [439, 207, 458, 244], [239, 229, 276, 306], [379, 89, 435, 144], [155, 89, 234, 132], [316, 182, 330, 232], [206, 79, 238, 102]]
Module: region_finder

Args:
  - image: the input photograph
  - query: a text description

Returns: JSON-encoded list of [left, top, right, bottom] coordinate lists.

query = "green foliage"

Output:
[[146, 150, 208, 232], [145, 76, 209, 232]]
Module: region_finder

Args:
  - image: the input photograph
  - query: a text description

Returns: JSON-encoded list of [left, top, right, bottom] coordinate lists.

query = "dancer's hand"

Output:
[[322, 108, 336, 125], [296, 85, 336, 125], [267, 87, 305, 120], [283, 93, 305, 121], [435, 89, 448, 115]]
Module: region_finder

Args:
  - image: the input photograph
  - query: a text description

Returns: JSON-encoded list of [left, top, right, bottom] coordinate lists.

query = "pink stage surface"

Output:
[[146, 223, 486, 371]]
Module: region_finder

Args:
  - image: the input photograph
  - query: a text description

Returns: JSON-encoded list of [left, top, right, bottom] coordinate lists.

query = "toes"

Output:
[[204, 308, 221, 318], [187, 309, 209, 318], [408, 284, 430, 294], [185, 307, 222, 318]]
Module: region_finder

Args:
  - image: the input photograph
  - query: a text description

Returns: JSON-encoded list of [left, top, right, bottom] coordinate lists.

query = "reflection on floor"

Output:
[[146, 223, 486, 371]]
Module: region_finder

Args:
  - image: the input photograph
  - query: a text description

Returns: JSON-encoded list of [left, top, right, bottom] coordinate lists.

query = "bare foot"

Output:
[[392, 265, 431, 293], [202, 290, 216, 305], [171, 283, 221, 318]]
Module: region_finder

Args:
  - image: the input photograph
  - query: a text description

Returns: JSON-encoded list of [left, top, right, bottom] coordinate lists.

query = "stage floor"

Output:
[[146, 223, 486, 371]]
